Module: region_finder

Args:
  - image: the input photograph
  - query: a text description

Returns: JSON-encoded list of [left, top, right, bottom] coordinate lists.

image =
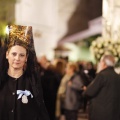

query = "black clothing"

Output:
[[64, 109, 77, 120], [88, 68, 96, 80], [0, 73, 50, 120], [41, 69, 60, 120], [83, 67, 120, 120]]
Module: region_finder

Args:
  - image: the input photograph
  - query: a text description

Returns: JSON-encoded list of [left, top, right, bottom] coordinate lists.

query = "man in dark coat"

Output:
[[83, 54, 120, 120]]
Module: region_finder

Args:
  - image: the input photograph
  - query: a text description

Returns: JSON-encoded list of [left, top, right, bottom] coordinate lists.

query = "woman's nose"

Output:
[[15, 55, 20, 60]]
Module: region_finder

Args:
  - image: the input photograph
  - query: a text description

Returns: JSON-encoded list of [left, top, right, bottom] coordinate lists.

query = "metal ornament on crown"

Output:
[[7, 24, 35, 52]]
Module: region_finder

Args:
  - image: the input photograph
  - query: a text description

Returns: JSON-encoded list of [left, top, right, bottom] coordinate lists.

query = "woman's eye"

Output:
[[12, 53, 17, 56], [11, 53, 25, 57], [20, 54, 25, 57]]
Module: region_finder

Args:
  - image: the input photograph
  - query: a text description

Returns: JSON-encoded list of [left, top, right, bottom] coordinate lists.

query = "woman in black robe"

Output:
[[0, 25, 50, 120]]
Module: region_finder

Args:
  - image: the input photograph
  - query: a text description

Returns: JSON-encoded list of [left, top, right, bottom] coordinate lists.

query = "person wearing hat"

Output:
[[0, 25, 50, 120]]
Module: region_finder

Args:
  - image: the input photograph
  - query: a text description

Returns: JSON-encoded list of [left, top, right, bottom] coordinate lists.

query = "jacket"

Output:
[[83, 67, 120, 120]]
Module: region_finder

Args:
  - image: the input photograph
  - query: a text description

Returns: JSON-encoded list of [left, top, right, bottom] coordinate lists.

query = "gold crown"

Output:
[[7, 24, 35, 52], [9, 24, 32, 45]]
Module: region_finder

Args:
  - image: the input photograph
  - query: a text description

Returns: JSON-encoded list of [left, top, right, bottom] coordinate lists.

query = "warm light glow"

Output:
[[5, 25, 9, 35]]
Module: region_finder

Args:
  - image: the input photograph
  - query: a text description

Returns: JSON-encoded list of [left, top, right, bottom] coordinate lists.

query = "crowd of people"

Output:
[[0, 24, 120, 120], [38, 54, 120, 120], [37, 55, 97, 120]]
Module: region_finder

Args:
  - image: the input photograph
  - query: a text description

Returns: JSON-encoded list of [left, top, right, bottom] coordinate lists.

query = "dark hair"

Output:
[[0, 45, 9, 87], [0, 39, 39, 87]]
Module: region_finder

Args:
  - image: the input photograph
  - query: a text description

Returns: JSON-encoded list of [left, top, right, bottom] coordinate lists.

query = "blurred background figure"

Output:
[[37, 55, 50, 71], [55, 74, 72, 120], [83, 54, 120, 120], [52, 58, 66, 85], [86, 62, 96, 80], [77, 62, 93, 113], [37, 56, 65, 120], [56, 62, 85, 120]]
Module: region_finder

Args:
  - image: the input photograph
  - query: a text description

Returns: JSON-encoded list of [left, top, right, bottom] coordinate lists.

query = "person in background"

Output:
[[52, 58, 66, 85], [0, 25, 50, 120], [78, 63, 91, 112], [86, 62, 96, 80], [55, 74, 72, 120], [37, 56, 61, 120], [37, 55, 50, 72], [83, 54, 120, 120], [61, 62, 84, 120]]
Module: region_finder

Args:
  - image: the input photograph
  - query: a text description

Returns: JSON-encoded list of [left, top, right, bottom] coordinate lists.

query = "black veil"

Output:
[[0, 25, 40, 87]]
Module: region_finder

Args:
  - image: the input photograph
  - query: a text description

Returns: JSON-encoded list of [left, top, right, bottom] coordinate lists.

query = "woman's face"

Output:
[[6, 45, 27, 70]]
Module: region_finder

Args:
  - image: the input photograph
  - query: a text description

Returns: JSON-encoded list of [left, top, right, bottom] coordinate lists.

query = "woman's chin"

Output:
[[13, 66, 23, 70]]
